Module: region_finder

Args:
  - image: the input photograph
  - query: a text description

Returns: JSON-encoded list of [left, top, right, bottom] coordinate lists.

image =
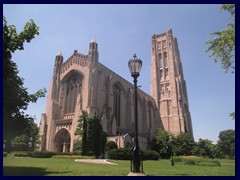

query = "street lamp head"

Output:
[[128, 54, 142, 78]]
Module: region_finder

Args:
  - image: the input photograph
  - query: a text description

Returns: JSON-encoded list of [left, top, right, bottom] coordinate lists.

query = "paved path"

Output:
[[75, 159, 117, 165]]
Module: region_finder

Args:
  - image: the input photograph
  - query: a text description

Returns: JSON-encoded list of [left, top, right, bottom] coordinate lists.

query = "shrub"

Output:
[[72, 150, 82, 155], [52, 155, 94, 159], [143, 150, 159, 160], [173, 156, 221, 167], [55, 152, 71, 155], [8, 151, 32, 158], [197, 161, 221, 167], [173, 156, 183, 163], [14, 152, 30, 157], [32, 151, 56, 158], [3, 152, 8, 157], [108, 148, 132, 160], [108, 148, 160, 160], [184, 159, 196, 165], [196, 159, 221, 167], [11, 135, 29, 151]]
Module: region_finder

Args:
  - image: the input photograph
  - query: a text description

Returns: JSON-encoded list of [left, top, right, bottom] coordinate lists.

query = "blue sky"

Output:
[[3, 4, 235, 143]]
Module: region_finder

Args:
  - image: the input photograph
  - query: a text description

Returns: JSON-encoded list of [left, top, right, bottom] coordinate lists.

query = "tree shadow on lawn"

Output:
[[3, 166, 71, 176]]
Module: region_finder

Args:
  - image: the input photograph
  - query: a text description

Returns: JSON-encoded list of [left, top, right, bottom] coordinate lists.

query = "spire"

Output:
[[57, 51, 62, 56], [91, 38, 96, 43]]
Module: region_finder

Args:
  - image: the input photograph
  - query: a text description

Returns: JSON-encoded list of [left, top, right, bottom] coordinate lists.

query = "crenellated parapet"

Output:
[[60, 52, 89, 74]]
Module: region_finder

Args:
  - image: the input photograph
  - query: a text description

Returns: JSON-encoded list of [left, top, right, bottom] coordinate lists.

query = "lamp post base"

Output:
[[127, 172, 148, 176]]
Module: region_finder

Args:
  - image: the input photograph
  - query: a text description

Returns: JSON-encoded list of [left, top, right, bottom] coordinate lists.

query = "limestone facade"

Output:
[[39, 29, 193, 153], [151, 29, 193, 136]]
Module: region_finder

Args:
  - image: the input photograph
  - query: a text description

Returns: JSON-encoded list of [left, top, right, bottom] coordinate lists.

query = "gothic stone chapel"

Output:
[[39, 29, 193, 153]]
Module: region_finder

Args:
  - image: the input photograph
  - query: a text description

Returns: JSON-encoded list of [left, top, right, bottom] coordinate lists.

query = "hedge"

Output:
[[108, 148, 159, 160], [173, 156, 221, 167], [32, 151, 56, 158], [142, 150, 159, 160], [52, 155, 94, 159], [3, 152, 8, 157], [108, 148, 132, 160], [7, 151, 32, 158], [14, 152, 32, 157]]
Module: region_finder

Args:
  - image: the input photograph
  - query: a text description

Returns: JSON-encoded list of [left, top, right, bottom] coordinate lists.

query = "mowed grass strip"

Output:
[[3, 158, 235, 176]]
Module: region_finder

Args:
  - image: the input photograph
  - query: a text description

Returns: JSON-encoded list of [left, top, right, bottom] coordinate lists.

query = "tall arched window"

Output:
[[158, 53, 162, 69], [164, 51, 168, 67], [113, 84, 121, 126], [64, 74, 82, 114]]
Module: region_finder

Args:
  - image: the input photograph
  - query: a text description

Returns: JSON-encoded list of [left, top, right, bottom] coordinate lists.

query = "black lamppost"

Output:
[[169, 135, 174, 166], [128, 54, 143, 173]]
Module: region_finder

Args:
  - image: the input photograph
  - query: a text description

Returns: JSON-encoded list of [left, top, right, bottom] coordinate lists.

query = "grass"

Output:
[[3, 157, 235, 176]]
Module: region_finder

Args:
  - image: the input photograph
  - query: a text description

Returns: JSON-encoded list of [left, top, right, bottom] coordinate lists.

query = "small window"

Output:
[[160, 70, 163, 78], [163, 40, 167, 47], [157, 42, 161, 49], [164, 52, 168, 67], [165, 68, 168, 77], [158, 53, 162, 69]]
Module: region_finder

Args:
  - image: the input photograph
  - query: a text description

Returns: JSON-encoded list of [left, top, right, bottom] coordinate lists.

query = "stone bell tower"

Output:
[[151, 29, 193, 137]]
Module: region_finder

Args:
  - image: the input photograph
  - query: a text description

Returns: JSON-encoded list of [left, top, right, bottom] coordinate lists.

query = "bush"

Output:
[[196, 159, 221, 167], [143, 150, 159, 160], [55, 152, 71, 155], [3, 152, 8, 157], [108, 148, 160, 160], [72, 150, 82, 155], [197, 161, 221, 167], [14, 152, 31, 157], [32, 151, 56, 158], [184, 159, 196, 165], [173, 156, 221, 167], [173, 156, 183, 163], [108, 148, 132, 160], [8, 151, 32, 158], [52, 155, 94, 159], [11, 135, 29, 151]]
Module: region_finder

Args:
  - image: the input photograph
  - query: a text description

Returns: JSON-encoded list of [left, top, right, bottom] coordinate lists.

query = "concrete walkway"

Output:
[[75, 159, 117, 165]]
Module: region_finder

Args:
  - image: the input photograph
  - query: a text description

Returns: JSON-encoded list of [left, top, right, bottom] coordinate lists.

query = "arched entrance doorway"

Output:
[[107, 141, 118, 150], [55, 129, 71, 153]]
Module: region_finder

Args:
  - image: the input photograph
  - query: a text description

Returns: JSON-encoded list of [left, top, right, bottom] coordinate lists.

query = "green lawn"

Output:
[[3, 157, 235, 176]]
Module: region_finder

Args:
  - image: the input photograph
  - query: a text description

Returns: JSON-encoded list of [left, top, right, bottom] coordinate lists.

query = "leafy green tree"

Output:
[[75, 111, 107, 157], [75, 110, 89, 155], [174, 132, 196, 156], [3, 16, 46, 150], [205, 4, 235, 73], [73, 140, 82, 153], [197, 138, 216, 158], [206, 5, 235, 120], [217, 129, 235, 158], [101, 131, 108, 158], [87, 115, 107, 158], [229, 112, 235, 120], [150, 129, 172, 158], [11, 134, 29, 151]]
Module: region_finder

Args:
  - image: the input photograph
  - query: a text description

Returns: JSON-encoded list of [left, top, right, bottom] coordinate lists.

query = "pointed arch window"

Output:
[[158, 53, 162, 69], [157, 41, 161, 49], [148, 102, 153, 128], [164, 51, 168, 67], [160, 69, 163, 78], [165, 68, 168, 77], [64, 74, 82, 114], [113, 84, 121, 126]]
